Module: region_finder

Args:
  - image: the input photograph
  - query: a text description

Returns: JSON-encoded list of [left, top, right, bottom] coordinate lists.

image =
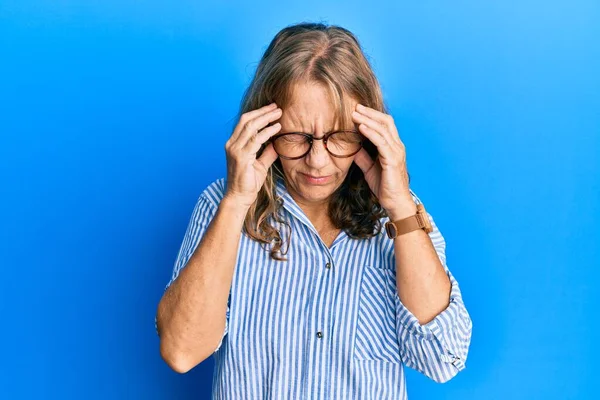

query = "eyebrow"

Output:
[[282, 125, 359, 134], [283, 128, 336, 134]]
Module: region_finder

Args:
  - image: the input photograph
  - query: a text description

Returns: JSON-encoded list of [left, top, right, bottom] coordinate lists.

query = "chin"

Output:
[[302, 192, 333, 204], [296, 181, 336, 200]]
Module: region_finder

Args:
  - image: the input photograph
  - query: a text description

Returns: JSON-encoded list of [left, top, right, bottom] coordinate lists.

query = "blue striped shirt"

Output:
[[159, 176, 473, 399]]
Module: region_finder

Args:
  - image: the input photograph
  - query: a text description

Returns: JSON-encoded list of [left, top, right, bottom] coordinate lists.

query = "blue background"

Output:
[[1, 1, 598, 399]]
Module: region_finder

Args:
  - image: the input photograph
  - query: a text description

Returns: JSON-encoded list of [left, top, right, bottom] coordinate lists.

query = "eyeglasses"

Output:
[[267, 129, 363, 160]]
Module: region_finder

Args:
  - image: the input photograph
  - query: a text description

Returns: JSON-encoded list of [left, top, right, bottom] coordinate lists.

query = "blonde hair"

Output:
[[237, 22, 403, 261]]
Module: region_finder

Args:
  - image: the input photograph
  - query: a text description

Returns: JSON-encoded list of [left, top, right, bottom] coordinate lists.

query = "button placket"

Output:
[[312, 256, 333, 349]]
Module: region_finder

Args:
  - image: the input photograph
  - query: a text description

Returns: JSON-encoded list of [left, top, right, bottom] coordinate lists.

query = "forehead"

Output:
[[280, 81, 356, 132]]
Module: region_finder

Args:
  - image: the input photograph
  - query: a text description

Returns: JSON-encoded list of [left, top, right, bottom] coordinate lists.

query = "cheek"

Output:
[[279, 159, 299, 174], [338, 159, 355, 173]]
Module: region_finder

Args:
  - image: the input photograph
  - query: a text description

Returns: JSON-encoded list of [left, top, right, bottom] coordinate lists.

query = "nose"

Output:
[[304, 136, 331, 169]]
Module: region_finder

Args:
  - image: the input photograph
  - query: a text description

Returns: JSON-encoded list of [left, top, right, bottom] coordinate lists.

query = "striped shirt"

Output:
[[158, 176, 473, 399]]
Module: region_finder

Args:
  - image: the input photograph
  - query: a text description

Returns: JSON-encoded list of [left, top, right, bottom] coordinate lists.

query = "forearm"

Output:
[[156, 195, 247, 372], [390, 201, 451, 325]]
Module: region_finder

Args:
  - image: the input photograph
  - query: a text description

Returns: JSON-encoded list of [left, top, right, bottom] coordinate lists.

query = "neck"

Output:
[[290, 193, 333, 231]]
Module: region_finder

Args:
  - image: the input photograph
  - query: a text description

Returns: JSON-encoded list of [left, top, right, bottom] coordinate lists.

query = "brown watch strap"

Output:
[[385, 204, 433, 238]]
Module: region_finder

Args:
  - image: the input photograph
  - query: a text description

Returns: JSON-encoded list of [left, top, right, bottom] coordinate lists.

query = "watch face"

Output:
[[385, 222, 397, 238]]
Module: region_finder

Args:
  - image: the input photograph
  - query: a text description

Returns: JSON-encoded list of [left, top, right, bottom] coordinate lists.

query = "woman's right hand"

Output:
[[223, 102, 283, 209]]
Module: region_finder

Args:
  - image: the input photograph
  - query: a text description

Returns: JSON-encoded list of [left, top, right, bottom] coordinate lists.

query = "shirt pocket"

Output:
[[353, 264, 402, 364]]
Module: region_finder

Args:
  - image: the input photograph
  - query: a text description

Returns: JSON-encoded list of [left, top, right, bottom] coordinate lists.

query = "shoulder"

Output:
[[198, 177, 227, 209]]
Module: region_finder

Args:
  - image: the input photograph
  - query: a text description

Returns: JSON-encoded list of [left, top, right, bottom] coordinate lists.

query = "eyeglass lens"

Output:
[[272, 131, 362, 158]]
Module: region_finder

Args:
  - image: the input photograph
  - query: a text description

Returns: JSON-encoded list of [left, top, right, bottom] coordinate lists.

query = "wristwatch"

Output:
[[385, 203, 433, 238]]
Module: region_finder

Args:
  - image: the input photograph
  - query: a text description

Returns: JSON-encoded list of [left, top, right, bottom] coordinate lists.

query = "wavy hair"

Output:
[[235, 22, 410, 261]]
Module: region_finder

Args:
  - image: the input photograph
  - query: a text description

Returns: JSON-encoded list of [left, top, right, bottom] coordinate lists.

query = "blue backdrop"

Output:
[[1, 1, 598, 399]]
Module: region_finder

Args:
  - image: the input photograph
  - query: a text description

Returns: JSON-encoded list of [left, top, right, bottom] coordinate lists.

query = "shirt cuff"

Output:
[[394, 275, 469, 371]]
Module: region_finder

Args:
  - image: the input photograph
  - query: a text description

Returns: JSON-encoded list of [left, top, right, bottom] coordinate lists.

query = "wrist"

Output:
[[220, 194, 252, 220], [387, 199, 418, 221]]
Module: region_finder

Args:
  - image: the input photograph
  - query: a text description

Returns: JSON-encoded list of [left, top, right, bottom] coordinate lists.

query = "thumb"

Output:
[[256, 143, 279, 172], [353, 148, 375, 174]]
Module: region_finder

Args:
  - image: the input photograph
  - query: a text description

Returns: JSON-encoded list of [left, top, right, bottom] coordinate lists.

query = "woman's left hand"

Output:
[[351, 103, 416, 220]]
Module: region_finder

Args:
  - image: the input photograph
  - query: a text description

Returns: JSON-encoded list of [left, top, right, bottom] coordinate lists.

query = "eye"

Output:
[[281, 134, 307, 143]]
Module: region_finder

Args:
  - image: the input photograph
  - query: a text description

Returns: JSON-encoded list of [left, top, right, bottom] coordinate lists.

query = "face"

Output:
[[277, 81, 358, 209]]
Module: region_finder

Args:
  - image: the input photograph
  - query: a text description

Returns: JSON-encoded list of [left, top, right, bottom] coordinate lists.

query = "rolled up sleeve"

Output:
[[394, 190, 473, 383]]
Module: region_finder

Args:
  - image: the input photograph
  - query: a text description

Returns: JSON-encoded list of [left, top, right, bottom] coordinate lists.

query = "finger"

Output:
[[247, 102, 278, 119], [356, 123, 396, 161], [354, 148, 382, 188], [236, 107, 282, 148], [230, 103, 278, 143], [351, 110, 393, 146], [355, 105, 404, 145], [355, 104, 390, 125], [243, 122, 281, 155], [255, 142, 279, 173]]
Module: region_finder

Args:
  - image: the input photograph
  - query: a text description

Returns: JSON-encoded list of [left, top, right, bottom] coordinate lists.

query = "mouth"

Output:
[[301, 173, 331, 184]]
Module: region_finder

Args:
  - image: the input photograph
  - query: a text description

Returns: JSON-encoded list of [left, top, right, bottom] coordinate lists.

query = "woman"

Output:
[[155, 22, 473, 399]]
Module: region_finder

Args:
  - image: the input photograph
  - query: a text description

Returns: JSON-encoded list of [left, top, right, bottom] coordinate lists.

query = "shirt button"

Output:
[[325, 262, 331, 269], [316, 331, 323, 338]]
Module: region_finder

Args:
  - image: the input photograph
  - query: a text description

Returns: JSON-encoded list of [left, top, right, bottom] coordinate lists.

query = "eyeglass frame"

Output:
[[266, 129, 364, 160]]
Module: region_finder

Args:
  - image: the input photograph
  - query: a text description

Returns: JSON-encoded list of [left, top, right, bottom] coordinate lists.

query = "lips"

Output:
[[301, 173, 331, 184], [305, 174, 328, 179], [303, 172, 329, 178]]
